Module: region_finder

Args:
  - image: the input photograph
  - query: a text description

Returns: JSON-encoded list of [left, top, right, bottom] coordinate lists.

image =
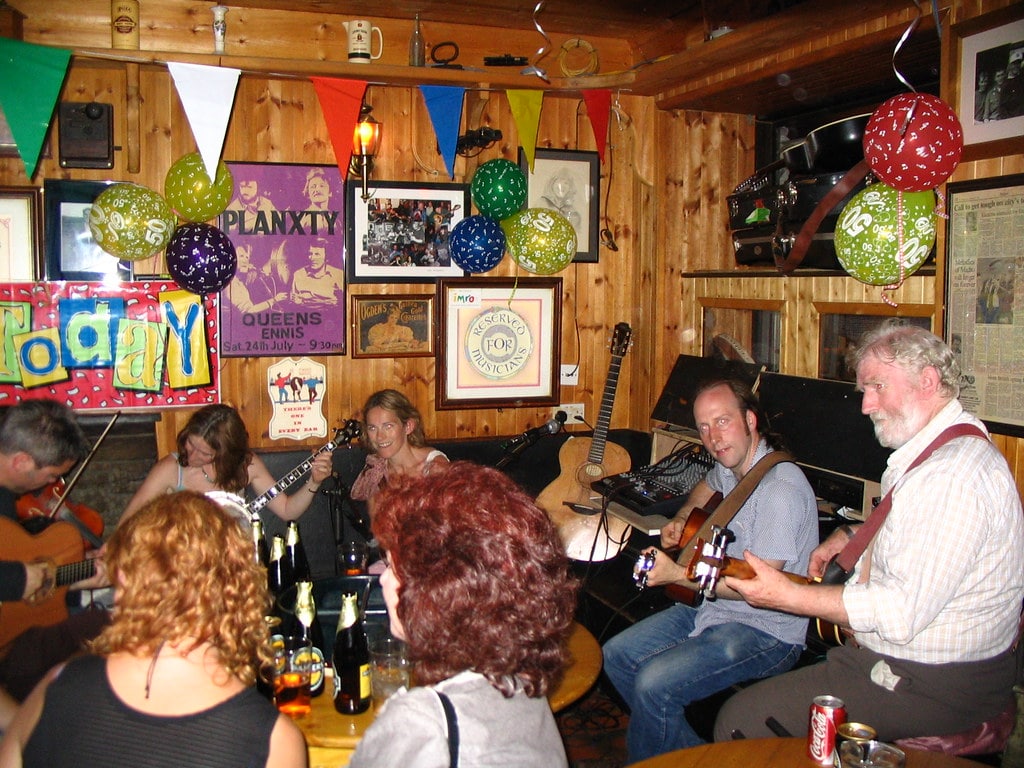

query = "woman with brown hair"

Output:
[[0, 491, 307, 768], [349, 462, 577, 767], [122, 403, 332, 522]]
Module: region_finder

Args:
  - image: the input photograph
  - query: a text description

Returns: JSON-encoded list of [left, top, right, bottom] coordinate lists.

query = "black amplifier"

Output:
[[732, 226, 841, 270]]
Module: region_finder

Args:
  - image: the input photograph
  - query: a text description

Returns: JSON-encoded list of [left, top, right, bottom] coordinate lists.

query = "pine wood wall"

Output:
[[1, 0, 1021, 503]]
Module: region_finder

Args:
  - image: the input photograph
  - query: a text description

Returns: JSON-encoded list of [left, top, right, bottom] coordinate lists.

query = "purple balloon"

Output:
[[166, 222, 237, 295]]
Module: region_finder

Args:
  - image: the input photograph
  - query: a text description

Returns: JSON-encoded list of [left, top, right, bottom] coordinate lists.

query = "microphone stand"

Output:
[[495, 437, 536, 470]]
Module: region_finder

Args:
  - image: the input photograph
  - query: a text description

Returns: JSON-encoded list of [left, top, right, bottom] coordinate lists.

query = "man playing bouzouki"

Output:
[[0, 400, 110, 729], [603, 378, 818, 762], [715, 322, 1024, 743]]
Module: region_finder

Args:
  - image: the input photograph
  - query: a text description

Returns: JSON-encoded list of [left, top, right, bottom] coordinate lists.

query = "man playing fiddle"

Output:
[[0, 399, 109, 729]]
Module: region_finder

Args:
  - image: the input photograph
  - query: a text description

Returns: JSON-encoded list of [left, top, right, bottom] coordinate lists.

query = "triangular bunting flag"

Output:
[[168, 62, 240, 182], [582, 89, 612, 162], [310, 78, 368, 183], [419, 85, 465, 179], [0, 38, 71, 179], [506, 90, 544, 172]]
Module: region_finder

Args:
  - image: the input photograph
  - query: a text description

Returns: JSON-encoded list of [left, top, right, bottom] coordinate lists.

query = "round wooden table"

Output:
[[303, 622, 601, 767], [629, 737, 989, 768]]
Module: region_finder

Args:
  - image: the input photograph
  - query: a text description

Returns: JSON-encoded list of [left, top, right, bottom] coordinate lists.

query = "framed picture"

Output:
[[351, 294, 434, 359], [0, 104, 18, 158], [436, 277, 561, 410], [944, 173, 1024, 437], [953, 3, 1024, 161], [519, 148, 600, 263], [0, 186, 42, 281], [346, 180, 469, 284], [42, 179, 133, 282], [219, 162, 346, 357]]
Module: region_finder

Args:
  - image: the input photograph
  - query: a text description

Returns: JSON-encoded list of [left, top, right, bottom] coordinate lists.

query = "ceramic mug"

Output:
[[344, 20, 383, 62]]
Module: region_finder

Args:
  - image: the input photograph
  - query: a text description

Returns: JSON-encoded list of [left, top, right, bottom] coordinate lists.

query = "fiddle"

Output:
[[16, 481, 105, 549]]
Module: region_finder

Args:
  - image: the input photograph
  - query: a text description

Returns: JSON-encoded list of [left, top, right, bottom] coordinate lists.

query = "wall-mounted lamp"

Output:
[[350, 104, 382, 201]]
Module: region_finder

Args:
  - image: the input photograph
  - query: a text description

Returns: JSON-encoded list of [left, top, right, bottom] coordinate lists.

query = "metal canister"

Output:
[[807, 694, 847, 764]]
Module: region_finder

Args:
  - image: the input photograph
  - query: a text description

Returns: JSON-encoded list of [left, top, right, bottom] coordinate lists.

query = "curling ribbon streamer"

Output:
[[0, 38, 71, 178], [521, 0, 552, 81], [582, 89, 612, 162], [310, 78, 368, 182], [506, 90, 545, 171], [419, 86, 465, 179], [892, 1, 925, 92], [168, 63, 241, 182]]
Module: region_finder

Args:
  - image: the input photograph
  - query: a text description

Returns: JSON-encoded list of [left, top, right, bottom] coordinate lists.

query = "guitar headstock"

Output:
[[610, 322, 632, 358], [333, 419, 363, 446]]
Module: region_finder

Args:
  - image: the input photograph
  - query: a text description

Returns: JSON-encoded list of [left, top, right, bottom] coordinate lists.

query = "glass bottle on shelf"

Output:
[[332, 592, 370, 714], [409, 13, 426, 67]]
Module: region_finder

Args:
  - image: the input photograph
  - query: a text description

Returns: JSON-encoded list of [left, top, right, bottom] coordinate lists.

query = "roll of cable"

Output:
[[558, 38, 599, 77]]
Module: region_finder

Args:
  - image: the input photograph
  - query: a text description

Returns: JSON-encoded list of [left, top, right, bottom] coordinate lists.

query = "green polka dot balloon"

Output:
[[164, 152, 234, 222], [834, 183, 936, 286], [88, 183, 177, 262], [471, 159, 527, 220], [501, 208, 577, 275]]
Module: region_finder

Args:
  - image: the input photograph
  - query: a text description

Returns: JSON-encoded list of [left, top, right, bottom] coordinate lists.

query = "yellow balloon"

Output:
[[88, 183, 176, 261]]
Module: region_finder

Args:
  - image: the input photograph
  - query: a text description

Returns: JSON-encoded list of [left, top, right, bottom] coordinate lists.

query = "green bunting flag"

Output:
[[0, 38, 72, 178]]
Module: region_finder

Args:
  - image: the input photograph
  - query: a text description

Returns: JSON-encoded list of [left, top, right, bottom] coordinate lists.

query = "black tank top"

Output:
[[23, 655, 279, 768]]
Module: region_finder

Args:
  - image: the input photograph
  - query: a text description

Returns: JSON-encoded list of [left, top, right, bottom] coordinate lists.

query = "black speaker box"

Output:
[[58, 102, 114, 169]]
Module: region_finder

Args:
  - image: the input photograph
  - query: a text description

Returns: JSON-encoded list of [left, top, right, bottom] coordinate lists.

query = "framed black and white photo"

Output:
[[43, 179, 133, 282], [519, 148, 600, 263], [346, 180, 468, 284], [954, 4, 1024, 161]]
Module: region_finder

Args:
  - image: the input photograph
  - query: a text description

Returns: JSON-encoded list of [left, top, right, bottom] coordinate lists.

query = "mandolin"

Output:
[[0, 518, 97, 650], [537, 323, 632, 562], [247, 420, 361, 516]]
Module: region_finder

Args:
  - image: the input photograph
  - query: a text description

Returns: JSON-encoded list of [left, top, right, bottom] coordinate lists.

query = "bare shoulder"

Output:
[[265, 714, 308, 768]]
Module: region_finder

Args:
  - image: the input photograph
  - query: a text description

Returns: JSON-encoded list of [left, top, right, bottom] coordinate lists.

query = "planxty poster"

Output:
[[219, 162, 346, 357], [0, 280, 219, 410]]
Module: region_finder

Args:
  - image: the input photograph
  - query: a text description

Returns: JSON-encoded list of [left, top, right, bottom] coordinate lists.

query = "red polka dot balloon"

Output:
[[862, 93, 963, 192]]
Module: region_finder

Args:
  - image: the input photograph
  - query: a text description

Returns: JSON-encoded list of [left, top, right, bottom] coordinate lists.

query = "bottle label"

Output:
[[359, 663, 371, 699], [308, 647, 325, 693]]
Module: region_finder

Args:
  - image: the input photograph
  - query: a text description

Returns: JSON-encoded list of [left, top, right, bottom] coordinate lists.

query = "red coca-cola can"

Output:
[[807, 694, 847, 764]]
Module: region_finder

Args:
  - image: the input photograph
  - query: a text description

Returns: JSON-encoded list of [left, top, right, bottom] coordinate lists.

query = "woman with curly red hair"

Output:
[[0, 491, 307, 768], [349, 461, 577, 767]]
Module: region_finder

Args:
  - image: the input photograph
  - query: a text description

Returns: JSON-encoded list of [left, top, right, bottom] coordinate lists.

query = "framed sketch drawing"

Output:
[[351, 294, 434, 359], [519, 148, 600, 263], [0, 186, 42, 281], [437, 277, 561, 410], [346, 181, 468, 284], [219, 162, 346, 357], [953, 4, 1024, 161], [944, 174, 1024, 437], [42, 179, 133, 282]]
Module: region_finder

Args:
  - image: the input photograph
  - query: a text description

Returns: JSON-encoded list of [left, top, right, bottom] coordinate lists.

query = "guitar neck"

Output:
[[57, 558, 96, 587], [586, 352, 625, 465], [248, 440, 336, 513]]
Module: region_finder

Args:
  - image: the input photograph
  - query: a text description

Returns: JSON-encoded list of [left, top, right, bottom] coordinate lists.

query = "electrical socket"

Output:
[[557, 403, 585, 425]]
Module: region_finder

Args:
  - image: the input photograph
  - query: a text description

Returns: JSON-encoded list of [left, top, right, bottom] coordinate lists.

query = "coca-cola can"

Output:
[[807, 694, 847, 764]]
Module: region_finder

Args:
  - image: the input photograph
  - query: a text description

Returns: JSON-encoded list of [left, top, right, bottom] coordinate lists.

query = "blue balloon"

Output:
[[449, 215, 506, 273], [166, 222, 237, 295]]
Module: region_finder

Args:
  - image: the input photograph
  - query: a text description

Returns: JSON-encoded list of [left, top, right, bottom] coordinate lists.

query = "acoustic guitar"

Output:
[[0, 518, 96, 650], [673, 526, 846, 645], [537, 323, 632, 562]]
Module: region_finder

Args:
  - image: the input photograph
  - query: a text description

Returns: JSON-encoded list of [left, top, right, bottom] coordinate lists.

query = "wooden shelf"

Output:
[[70, 47, 636, 94]]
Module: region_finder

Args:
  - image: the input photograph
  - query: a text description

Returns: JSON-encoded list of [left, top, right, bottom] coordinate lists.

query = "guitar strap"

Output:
[[681, 449, 794, 552], [826, 423, 989, 581]]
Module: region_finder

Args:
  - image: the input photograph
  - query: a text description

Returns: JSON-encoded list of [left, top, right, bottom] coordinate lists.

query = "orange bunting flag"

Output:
[[310, 78, 369, 181], [506, 89, 545, 171], [582, 89, 612, 162]]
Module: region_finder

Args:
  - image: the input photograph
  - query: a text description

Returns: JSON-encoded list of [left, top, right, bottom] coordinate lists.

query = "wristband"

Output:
[[306, 485, 319, 493], [838, 523, 855, 538]]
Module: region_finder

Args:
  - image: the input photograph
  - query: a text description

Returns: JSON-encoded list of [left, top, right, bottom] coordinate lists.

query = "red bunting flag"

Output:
[[310, 78, 368, 181], [582, 89, 612, 163]]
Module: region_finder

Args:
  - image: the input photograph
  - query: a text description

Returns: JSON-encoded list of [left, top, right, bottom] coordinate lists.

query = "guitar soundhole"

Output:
[[582, 464, 603, 478]]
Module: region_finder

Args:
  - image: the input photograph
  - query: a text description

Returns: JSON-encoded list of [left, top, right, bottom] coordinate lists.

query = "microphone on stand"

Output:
[[500, 411, 567, 452]]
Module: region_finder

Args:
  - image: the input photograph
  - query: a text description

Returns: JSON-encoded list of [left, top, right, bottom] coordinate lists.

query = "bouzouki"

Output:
[[537, 323, 632, 562], [676, 525, 847, 645], [246, 420, 361, 516], [0, 518, 97, 650]]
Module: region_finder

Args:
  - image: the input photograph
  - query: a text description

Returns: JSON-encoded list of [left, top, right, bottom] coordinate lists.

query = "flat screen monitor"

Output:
[[758, 372, 891, 482], [650, 354, 764, 432]]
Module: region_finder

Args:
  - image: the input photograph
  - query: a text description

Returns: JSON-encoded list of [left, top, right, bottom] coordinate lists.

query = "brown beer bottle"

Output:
[[268, 535, 294, 599], [332, 592, 370, 714], [295, 580, 326, 697], [252, 518, 270, 567], [286, 521, 311, 583]]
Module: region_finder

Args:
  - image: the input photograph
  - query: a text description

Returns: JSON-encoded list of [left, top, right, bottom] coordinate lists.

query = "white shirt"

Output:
[[843, 399, 1024, 663]]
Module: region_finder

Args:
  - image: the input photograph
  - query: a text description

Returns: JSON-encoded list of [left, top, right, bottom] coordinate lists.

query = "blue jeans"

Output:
[[603, 603, 803, 762]]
